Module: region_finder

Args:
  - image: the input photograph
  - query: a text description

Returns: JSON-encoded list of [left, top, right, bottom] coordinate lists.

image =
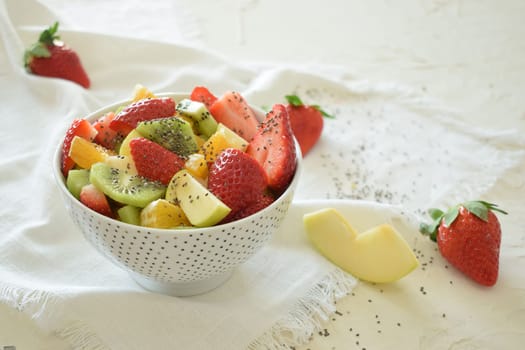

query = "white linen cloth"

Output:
[[1, 0, 524, 349]]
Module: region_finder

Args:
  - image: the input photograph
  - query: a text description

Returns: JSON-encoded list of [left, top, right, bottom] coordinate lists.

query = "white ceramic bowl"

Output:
[[53, 93, 301, 296]]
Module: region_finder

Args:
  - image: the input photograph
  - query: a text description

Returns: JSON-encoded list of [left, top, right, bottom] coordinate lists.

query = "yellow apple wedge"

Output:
[[166, 169, 231, 227], [303, 208, 419, 283]]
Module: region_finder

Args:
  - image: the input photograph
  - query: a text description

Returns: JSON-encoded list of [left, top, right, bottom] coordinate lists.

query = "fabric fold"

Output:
[[1, 0, 525, 349]]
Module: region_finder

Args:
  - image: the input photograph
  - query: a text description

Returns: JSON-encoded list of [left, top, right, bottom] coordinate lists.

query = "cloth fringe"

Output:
[[0, 282, 59, 322], [0, 282, 109, 350], [56, 321, 111, 350], [248, 269, 358, 350]]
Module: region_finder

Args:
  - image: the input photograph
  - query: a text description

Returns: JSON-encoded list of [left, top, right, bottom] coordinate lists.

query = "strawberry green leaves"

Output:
[[470, 200, 508, 217], [38, 21, 60, 45], [419, 208, 444, 242], [24, 21, 91, 88], [284, 95, 334, 119], [420, 200, 507, 286], [283, 94, 334, 156], [24, 22, 60, 66], [419, 200, 507, 242]]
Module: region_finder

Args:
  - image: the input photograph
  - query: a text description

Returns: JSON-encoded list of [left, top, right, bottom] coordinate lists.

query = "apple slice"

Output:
[[166, 169, 231, 227], [303, 208, 419, 283]]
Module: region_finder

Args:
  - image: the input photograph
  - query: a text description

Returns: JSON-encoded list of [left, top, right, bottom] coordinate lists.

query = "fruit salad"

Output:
[[61, 85, 298, 228]]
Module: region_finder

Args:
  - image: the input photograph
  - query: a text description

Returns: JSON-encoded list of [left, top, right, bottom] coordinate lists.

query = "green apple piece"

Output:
[[117, 205, 141, 226], [166, 169, 231, 227], [104, 155, 138, 175], [119, 129, 143, 157], [66, 169, 90, 199], [303, 208, 419, 283]]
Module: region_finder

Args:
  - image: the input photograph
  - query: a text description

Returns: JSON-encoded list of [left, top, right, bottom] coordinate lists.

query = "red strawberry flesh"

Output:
[[287, 104, 323, 156], [79, 184, 113, 217], [209, 91, 259, 141], [129, 137, 186, 185], [110, 97, 176, 135], [24, 22, 90, 88], [247, 104, 297, 195], [225, 194, 275, 223], [438, 206, 501, 286], [420, 201, 506, 287], [190, 86, 217, 109], [208, 148, 269, 220], [93, 112, 124, 150], [61, 118, 98, 176]]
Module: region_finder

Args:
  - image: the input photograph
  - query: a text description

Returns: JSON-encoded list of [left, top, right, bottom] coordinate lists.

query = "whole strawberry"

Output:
[[24, 22, 90, 88], [285, 95, 333, 156], [420, 200, 507, 286]]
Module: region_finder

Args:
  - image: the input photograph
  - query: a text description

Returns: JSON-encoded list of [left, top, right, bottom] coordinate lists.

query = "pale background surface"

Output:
[[33, 0, 525, 133], [1, 0, 524, 349]]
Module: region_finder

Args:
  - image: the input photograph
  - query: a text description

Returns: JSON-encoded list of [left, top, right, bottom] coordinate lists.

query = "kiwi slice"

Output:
[[66, 169, 90, 199], [136, 117, 198, 158], [89, 162, 166, 208], [176, 99, 218, 138]]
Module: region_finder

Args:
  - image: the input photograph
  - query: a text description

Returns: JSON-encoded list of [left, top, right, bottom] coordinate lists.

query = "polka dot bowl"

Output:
[[53, 93, 302, 296]]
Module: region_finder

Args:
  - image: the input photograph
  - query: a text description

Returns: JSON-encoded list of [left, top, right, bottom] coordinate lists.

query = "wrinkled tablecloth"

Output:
[[1, 0, 524, 349]]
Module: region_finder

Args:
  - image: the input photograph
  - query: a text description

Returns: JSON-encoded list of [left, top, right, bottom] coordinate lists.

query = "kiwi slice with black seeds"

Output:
[[89, 162, 166, 208], [136, 117, 198, 158]]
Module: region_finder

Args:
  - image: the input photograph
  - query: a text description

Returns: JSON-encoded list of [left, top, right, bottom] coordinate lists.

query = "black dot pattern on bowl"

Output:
[[68, 194, 293, 283]]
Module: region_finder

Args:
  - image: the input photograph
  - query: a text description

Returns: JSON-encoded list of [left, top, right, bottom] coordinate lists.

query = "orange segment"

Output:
[[199, 123, 248, 162], [185, 153, 208, 179], [69, 136, 115, 169], [140, 199, 191, 228], [132, 84, 156, 102]]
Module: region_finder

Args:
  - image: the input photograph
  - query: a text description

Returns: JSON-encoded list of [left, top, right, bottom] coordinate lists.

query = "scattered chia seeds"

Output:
[[320, 329, 330, 337], [279, 83, 509, 350]]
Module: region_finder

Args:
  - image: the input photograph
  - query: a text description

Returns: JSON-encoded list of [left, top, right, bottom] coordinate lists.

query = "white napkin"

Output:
[[2, 0, 525, 349]]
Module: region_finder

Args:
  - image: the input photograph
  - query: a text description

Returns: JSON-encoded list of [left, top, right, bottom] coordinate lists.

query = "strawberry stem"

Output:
[[23, 21, 60, 68], [285, 95, 304, 107], [38, 21, 60, 45], [477, 200, 508, 215], [462, 200, 508, 221]]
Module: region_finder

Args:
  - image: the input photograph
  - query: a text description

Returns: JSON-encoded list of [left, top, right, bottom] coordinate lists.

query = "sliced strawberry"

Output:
[[109, 97, 176, 135], [208, 148, 269, 221], [61, 118, 98, 176], [246, 104, 297, 195], [190, 86, 217, 109], [209, 91, 259, 141], [93, 112, 124, 150], [79, 183, 113, 217], [129, 137, 185, 185], [226, 194, 275, 223]]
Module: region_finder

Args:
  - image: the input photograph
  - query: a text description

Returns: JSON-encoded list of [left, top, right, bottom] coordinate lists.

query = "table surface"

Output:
[[1, 0, 524, 349]]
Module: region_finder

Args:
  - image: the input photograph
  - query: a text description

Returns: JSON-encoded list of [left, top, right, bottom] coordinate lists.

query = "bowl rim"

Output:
[[53, 92, 302, 235]]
